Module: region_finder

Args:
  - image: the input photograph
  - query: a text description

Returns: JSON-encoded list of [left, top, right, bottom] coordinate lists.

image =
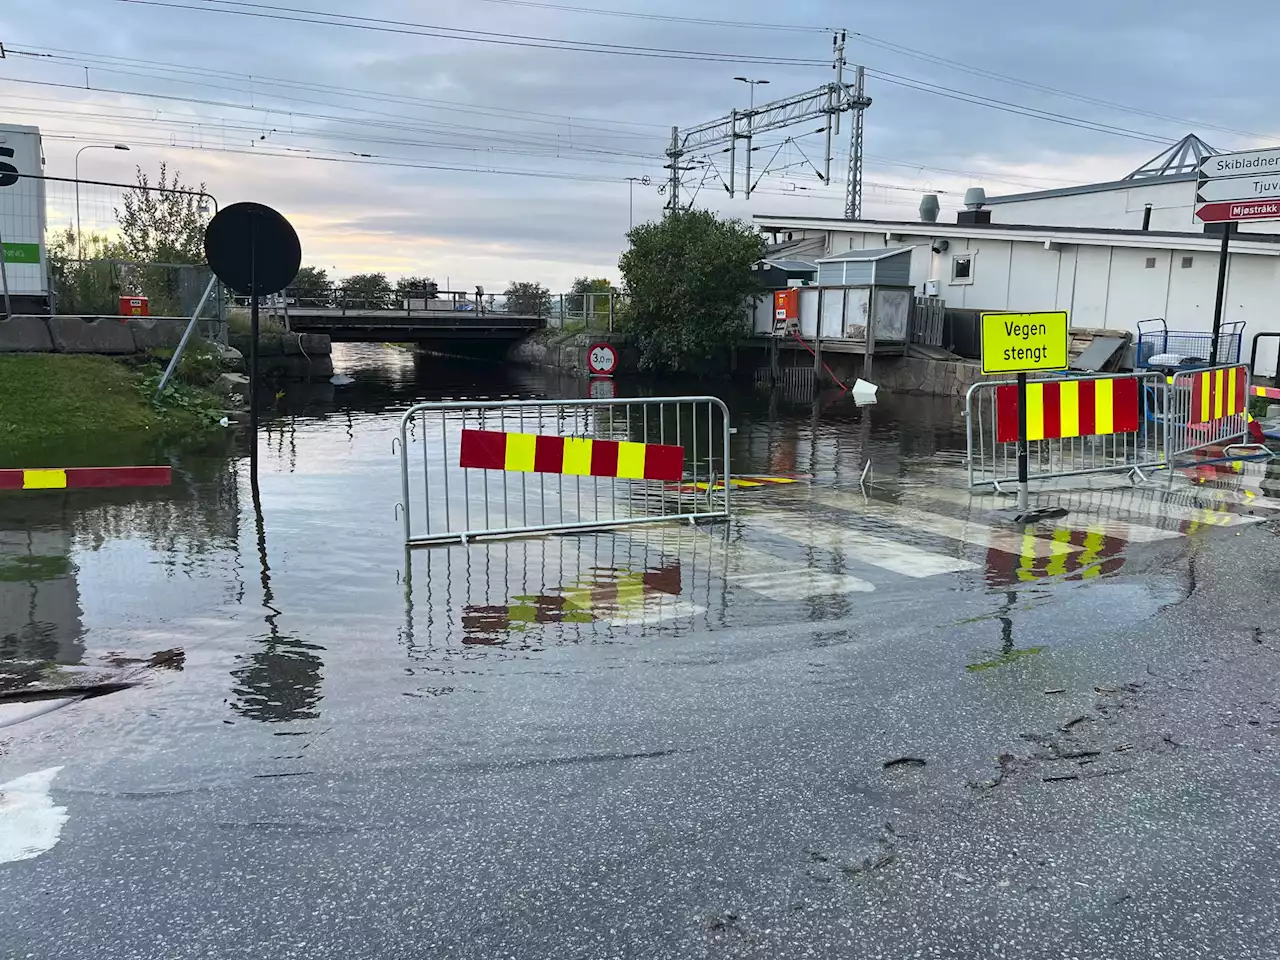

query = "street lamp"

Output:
[[733, 76, 769, 112], [75, 143, 129, 260]]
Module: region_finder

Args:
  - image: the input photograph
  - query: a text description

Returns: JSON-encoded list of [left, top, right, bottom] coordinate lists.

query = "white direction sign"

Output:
[[1196, 173, 1280, 203], [1200, 147, 1280, 180]]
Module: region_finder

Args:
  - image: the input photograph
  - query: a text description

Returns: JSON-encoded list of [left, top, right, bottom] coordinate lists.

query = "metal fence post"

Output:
[[0, 225, 11, 319]]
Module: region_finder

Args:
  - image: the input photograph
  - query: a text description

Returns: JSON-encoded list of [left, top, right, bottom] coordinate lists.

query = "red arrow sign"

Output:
[[1195, 199, 1280, 223]]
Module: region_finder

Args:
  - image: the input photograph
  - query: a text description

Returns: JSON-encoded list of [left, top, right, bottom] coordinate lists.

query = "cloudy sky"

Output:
[[2, 0, 1278, 292]]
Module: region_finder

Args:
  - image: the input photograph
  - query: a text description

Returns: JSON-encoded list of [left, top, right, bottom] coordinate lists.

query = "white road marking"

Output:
[[747, 511, 978, 577], [621, 526, 877, 600], [727, 569, 875, 600], [601, 600, 706, 626], [914, 487, 1184, 543], [796, 491, 1084, 558], [0, 766, 69, 864]]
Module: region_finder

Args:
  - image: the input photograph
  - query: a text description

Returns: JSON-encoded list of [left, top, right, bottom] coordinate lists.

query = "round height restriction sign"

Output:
[[587, 342, 618, 376]]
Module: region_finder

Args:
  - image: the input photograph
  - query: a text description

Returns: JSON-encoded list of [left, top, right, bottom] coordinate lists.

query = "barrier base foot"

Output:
[[995, 506, 1070, 525]]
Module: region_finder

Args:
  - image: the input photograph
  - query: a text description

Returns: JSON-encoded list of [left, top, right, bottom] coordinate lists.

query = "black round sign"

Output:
[[204, 201, 301, 296]]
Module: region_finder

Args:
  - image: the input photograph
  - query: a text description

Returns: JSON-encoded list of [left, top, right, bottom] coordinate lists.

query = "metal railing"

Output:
[[1249, 331, 1280, 381], [397, 397, 733, 546], [966, 371, 1169, 488]]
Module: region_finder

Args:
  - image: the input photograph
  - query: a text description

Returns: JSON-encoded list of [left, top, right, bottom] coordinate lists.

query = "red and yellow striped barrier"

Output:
[[995, 376, 1141, 444], [459, 429, 683, 482], [0, 466, 171, 491], [1188, 365, 1246, 424], [1251, 384, 1280, 401]]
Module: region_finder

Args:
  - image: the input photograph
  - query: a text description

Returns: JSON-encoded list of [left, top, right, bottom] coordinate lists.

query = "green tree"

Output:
[[568, 276, 613, 325], [618, 209, 765, 373], [395, 275, 437, 301], [46, 228, 127, 315], [340, 272, 394, 309], [113, 164, 213, 315], [289, 266, 332, 307], [503, 281, 552, 317], [115, 163, 210, 264]]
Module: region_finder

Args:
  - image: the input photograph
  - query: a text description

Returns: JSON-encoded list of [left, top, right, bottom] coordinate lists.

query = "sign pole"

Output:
[[1209, 222, 1232, 365], [248, 213, 260, 491], [1017, 371, 1029, 512]]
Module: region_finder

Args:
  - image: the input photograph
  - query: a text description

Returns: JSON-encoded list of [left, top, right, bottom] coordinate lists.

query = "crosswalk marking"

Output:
[[792, 490, 1084, 558], [620, 527, 874, 600], [727, 569, 875, 600], [915, 487, 1184, 543], [748, 511, 979, 578]]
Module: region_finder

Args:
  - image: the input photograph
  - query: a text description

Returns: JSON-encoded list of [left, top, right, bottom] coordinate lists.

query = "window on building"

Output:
[[951, 255, 973, 284], [1145, 257, 1157, 269], [1182, 256, 1194, 269]]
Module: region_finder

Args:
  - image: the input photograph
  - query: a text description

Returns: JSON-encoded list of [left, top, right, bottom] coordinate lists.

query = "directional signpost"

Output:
[[1195, 145, 1280, 362]]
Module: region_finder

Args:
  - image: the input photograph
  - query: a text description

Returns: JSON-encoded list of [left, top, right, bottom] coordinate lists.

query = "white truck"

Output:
[[0, 124, 48, 311]]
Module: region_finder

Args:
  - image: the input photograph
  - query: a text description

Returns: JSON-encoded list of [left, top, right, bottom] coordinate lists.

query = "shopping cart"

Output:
[[1136, 318, 1244, 369]]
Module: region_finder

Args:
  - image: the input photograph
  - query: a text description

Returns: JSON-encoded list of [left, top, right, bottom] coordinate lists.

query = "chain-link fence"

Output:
[[2, 172, 220, 320]]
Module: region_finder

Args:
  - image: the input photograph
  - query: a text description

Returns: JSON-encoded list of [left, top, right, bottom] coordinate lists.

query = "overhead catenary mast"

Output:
[[664, 32, 871, 219]]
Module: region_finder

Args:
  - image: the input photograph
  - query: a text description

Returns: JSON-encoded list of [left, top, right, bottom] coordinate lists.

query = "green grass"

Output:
[[0, 353, 224, 462]]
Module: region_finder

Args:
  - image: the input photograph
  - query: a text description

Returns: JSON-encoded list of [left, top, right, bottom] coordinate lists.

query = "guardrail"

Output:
[[397, 397, 733, 546]]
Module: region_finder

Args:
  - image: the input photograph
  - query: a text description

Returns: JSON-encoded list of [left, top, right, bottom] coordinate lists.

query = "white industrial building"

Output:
[[754, 135, 1280, 368]]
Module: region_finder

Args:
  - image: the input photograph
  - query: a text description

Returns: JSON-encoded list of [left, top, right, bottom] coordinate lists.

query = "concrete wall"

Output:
[[0, 315, 335, 380], [0, 315, 217, 355], [507, 330, 634, 376]]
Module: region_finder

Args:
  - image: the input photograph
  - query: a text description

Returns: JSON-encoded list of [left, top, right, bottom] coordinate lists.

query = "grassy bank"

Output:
[[0, 353, 226, 463]]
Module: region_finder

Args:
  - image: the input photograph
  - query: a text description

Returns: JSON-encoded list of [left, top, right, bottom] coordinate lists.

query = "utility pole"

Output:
[[665, 126, 681, 214], [845, 64, 866, 221]]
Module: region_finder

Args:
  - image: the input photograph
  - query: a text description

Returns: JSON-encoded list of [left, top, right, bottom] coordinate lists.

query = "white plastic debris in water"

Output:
[[330, 374, 355, 386], [851, 378, 879, 405], [218, 416, 230, 427], [0, 766, 69, 863]]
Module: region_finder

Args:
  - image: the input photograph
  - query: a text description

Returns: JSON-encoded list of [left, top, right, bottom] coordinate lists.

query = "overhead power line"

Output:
[[847, 31, 1271, 142], [461, 0, 832, 33], [107, 0, 832, 65], [8, 44, 671, 135]]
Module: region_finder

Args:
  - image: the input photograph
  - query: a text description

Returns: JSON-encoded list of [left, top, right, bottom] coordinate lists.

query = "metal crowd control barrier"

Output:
[[967, 371, 1168, 488], [397, 397, 732, 546], [1165, 364, 1250, 459], [967, 365, 1254, 487]]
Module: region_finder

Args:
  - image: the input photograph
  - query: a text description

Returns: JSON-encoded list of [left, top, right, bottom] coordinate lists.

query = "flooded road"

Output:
[[4, 344, 1280, 958]]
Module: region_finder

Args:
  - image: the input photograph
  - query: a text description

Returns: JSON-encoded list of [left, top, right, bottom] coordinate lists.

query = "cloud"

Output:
[[4, 0, 1280, 289]]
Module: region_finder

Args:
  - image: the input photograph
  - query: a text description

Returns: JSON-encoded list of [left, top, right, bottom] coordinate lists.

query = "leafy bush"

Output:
[[618, 209, 765, 373]]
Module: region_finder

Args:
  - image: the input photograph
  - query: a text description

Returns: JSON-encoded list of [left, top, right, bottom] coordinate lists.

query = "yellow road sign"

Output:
[[981, 312, 1069, 375]]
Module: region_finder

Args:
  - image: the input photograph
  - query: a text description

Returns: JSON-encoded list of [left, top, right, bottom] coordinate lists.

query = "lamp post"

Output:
[[733, 76, 769, 112], [74, 143, 130, 259], [734, 78, 768, 197]]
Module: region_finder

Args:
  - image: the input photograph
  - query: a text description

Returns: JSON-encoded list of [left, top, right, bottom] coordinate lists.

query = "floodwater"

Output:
[[3, 344, 1280, 958]]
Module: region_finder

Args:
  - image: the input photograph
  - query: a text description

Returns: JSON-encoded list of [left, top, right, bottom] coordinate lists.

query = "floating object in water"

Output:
[[0, 767, 69, 863], [330, 374, 355, 385], [851, 379, 878, 404], [218, 416, 230, 427]]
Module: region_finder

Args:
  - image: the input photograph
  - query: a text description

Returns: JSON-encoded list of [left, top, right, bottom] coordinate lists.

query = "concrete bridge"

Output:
[[260, 288, 546, 344]]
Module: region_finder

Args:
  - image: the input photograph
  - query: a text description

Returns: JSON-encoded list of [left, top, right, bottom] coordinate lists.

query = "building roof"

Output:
[[1124, 134, 1218, 180], [984, 133, 1220, 205], [752, 214, 1280, 255], [816, 246, 916, 263], [762, 258, 818, 272]]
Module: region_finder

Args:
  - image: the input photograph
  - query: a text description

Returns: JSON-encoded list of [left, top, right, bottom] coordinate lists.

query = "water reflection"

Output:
[[402, 532, 717, 662], [0, 526, 82, 666], [229, 481, 325, 723]]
